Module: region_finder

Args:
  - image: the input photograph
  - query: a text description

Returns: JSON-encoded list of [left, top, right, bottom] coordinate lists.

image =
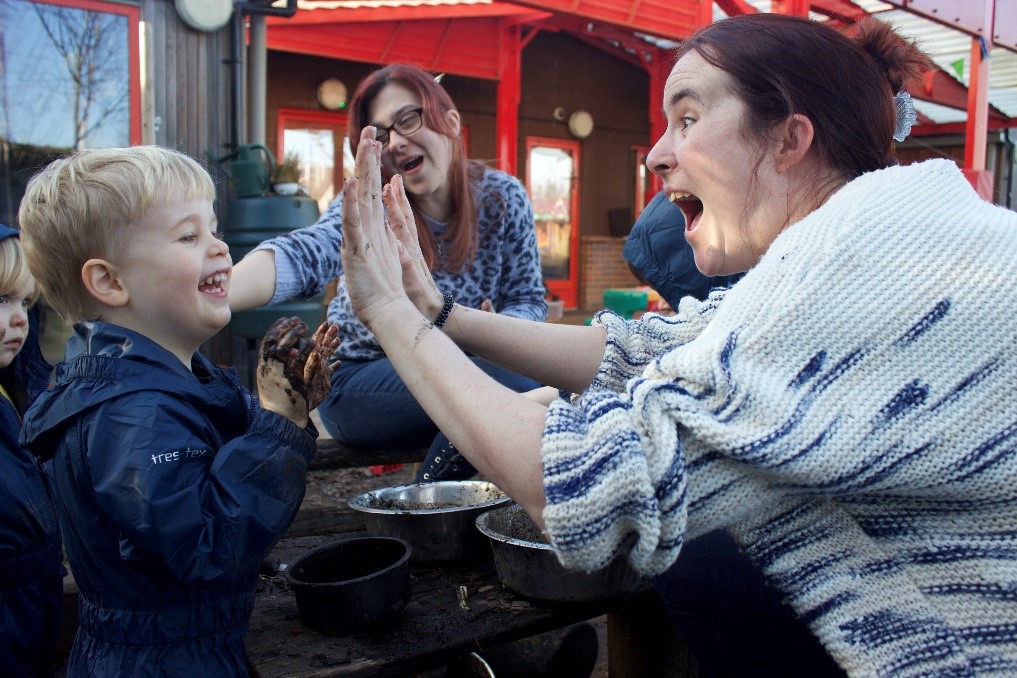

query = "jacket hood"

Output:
[[21, 321, 245, 458]]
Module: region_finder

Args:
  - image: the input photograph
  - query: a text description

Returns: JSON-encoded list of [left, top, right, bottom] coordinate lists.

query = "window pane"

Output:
[[281, 126, 353, 214], [1, 0, 131, 224], [529, 146, 574, 282]]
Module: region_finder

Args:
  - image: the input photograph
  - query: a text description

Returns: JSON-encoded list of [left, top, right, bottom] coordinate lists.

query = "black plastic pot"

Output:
[[284, 536, 412, 636]]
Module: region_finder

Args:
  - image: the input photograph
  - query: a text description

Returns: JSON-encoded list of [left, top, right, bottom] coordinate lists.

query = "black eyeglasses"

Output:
[[374, 107, 424, 146]]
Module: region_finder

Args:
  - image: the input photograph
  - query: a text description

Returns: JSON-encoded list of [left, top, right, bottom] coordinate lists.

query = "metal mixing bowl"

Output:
[[348, 481, 511, 562], [475, 503, 647, 602]]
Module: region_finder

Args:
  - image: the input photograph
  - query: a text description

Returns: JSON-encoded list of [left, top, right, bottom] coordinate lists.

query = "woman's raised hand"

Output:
[[383, 174, 444, 321], [341, 127, 409, 329]]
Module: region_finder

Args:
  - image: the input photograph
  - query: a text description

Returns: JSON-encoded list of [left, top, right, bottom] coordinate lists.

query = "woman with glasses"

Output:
[[230, 63, 545, 471]]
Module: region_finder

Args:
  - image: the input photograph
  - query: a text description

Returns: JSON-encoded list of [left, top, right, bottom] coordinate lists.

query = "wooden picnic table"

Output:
[[245, 439, 698, 677], [247, 533, 635, 677]]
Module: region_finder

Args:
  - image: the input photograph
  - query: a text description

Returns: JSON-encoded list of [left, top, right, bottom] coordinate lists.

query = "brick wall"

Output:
[[579, 236, 640, 311]]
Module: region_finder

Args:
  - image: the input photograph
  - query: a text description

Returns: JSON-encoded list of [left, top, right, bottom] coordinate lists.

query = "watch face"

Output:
[[317, 79, 348, 111]]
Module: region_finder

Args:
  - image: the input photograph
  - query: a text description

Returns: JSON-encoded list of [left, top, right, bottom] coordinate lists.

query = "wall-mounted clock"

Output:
[[568, 110, 595, 139], [175, 0, 232, 33], [317, 79, 348, 111]]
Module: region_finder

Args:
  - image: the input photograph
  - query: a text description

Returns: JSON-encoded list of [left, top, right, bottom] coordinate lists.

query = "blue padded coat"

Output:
[[20, 321, 317, 677], [0, 223, 62, 678], [0, 305, 62, 678]]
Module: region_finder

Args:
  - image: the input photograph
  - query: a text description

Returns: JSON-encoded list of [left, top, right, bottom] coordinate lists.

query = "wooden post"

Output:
[[962, 0, 996, 200], [496, 20, 522, 175], [607, 592, 699, 677]]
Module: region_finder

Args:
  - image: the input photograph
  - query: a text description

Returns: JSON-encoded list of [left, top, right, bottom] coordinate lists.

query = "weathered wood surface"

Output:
[[309, 439, 427, 471], [247, 535, 641, 678], [287, 505, 364, 538]]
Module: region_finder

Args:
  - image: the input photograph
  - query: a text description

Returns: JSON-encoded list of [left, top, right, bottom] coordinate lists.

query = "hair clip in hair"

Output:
[[893, 91, 917, 142]]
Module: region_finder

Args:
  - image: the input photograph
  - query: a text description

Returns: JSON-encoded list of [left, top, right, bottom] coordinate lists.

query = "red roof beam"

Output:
[[266, 19, 505, 80], [808, 0, 869, 24], [911, 119, 1013, 136], [268, 2, 539, 25], [906, 65, 1010, 123], [509, 0, 708, 41]]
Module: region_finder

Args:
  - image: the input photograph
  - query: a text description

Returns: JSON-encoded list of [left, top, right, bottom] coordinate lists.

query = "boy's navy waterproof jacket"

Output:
[[21, 321, 317, 677], [1, 302, 62, 678]]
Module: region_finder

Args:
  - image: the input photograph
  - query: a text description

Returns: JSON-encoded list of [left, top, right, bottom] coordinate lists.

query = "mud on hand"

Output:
[[257, 317, 341, 422]]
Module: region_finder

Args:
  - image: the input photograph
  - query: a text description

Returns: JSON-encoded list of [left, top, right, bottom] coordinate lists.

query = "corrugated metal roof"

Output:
[[859, 1, 1017, 120], [716, 0, 1016, 123]]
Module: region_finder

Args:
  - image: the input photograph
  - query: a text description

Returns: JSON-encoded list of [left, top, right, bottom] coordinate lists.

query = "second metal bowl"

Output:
[[475, 503, 647, 602]]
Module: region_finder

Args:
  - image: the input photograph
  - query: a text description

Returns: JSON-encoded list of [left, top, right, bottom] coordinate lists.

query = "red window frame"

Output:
[[30, 0, 142, 145]]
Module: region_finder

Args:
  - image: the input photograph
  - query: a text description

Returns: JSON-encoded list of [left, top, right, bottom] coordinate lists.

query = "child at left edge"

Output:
[[0, 224, 63, 678], [16, 146, 339, 677]]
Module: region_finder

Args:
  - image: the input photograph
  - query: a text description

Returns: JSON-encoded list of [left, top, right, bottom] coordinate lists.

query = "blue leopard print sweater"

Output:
[[542, 160, 1017, 676], [253, 167, 546, 361]]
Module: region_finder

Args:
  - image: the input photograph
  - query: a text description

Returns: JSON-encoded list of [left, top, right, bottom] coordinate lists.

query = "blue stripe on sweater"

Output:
[[727, 348, 867, 465], [544, 431, 642, 503], [873, 379, 930, 429], [549, 498, 661, 549], [800, 590, 858, 625], [907, 544, 1017, 565], [789, 350, 827, 390], [948, 418, 1017, 481], [924, 582, 1017, 601], [895, 299, 950, 348], [839, 610, 961, 663], [929, 359, 1000, 413], [957, 624, 1017, 645]]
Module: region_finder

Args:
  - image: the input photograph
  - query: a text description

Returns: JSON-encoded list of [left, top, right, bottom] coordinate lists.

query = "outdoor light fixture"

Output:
[[175, 0, 233, 32], [568, 110, 594, 139], [317, 78, 348, 111]]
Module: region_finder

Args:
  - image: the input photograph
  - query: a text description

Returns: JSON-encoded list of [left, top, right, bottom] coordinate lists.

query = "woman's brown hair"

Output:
[[347, 64, 484, 273], [677, 14, 933, 180]]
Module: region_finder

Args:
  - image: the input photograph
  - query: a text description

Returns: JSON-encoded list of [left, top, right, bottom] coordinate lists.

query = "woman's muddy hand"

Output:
[[383, 175, 444, 321], [341, 126, 409, 329]]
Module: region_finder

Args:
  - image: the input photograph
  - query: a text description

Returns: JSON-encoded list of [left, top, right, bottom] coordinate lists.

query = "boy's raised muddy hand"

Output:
[[258, 317, 341, 426]]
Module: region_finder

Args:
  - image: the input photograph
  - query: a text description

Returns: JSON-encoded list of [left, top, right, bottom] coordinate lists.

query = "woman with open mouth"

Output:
[[340, 13, 1017, 677], [230, 63, 546, 475]]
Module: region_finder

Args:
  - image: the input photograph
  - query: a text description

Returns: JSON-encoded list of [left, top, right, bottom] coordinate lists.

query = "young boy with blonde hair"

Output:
[[0, 224, 63, 678], [17, 146, 338, 677]]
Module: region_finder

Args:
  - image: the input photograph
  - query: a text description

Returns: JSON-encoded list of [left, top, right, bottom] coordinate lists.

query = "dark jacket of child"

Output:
[[0, 225, 62, 678], [622, 191, 742, 305], [20, 321, 317, 677]]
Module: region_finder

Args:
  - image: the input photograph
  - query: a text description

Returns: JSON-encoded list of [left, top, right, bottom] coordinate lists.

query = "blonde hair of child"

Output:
[[17, 146, 215, 323], [0, 236, 40, 307]]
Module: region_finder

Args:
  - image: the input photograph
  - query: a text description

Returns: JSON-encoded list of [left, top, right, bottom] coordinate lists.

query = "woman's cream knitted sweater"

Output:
[[542, 159, 1017, 676]]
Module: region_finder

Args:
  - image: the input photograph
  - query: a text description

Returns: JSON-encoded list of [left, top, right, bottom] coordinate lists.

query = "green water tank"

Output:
[[226, 195, 324, 339]]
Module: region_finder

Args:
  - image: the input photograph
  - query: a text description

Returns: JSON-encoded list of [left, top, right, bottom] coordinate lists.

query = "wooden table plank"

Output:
[[309, 439, 426, 471]]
